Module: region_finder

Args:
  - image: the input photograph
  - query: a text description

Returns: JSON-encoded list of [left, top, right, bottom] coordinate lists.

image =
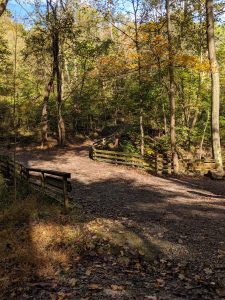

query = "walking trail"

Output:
[[14, 141, 225, 299]]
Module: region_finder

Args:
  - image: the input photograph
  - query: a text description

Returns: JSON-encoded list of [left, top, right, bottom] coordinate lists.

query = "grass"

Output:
[[0, 186, 87, 292]]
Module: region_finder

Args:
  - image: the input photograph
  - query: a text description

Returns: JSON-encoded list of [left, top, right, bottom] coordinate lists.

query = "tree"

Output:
[[49, 0, 66, 146], [0, 0, 8, 17], [35, 0, 66, 146], [41, 70, 55, 147], [131, 0, 145, 156], [166, 0, 179, 173], [206, 0, 223, 172], [0, 0, 224, 169]]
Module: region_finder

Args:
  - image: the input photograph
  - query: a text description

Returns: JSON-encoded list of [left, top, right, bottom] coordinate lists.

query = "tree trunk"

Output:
[[51, 0, 66, 146], [107, 0, 113, 40], [56, 62, 66, 146], [162, 104, 168, 134], [206, 0, 223, 172], [199, 110, 209, 160], [140, 107, 144, 155], [0, 0, 8, 17], [133, 0, 145, 156], [188, 109, 198, 150], [41, 70, 55, 147], [166, 0, 179, 173]]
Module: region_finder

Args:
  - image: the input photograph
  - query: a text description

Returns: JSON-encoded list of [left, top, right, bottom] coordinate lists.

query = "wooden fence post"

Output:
[[167, 155, 172, 175], [89, 147, 94, 159], [162, 154, 171, 175], [162, 154, 167, 175], [156, 154, 163, 175], [155, 154, 158, 174], [41, 171, 45, 193], [6, 158, 10, 178], [19, 165, 23, 180], [63, 177, 69, 209], [26, 168, 30, 181]]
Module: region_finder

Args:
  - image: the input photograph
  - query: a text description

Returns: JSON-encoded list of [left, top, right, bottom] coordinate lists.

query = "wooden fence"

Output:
[[0, 155, 72, 208], [182, 157, 216, 174], [90, 147, 216, 175], [89, 147, 172, 174]]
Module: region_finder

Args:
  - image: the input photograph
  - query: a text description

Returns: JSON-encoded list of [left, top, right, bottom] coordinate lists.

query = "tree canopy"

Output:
[[0, 0, 224, 171]]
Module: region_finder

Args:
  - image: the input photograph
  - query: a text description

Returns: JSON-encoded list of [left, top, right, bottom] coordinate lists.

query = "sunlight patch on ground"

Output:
[[86, 218, 188, 260]]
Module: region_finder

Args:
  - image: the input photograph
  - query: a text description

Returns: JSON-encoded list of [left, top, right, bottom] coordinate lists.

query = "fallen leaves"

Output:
[[216, 287, 225, 297], [117, 256, 130, 265], [88, 283, 103, 290], [110, 284, 124, 291], [68, 278, 77, 287], [178, 273, 186, 280], [203, 267, 213, 275], [85, 269, 91, 276], [0, 190, 224, 300], [154, 278, 165, 288]]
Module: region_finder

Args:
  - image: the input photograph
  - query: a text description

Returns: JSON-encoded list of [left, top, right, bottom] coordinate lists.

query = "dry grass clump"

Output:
[[0, 194, 90, 291]]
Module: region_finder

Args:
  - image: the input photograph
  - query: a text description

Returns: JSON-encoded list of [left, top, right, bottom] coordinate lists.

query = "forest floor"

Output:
[[0, 140, 225, 299]]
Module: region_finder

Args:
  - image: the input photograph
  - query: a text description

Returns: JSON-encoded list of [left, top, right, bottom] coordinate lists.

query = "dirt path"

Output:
[[14, 142, 225, 299]]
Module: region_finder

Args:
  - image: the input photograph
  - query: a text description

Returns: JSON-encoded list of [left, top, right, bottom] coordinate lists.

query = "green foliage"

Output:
[[119, 140, 139, 154], [0, 1, 225, 158], [153, 135, 170, 154]]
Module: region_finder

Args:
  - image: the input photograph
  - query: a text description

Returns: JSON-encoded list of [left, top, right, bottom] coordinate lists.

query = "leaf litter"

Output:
[[1, 143, 225, 299]]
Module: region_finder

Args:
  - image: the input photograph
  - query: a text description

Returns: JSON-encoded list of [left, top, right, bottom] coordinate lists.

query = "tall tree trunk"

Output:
[[139, 107, 144, 155], [13, 21, 18, 202], [188, 109, 198, 150], [56, 53, 65, 146], [199, 110, 209, 160], [206, 0, 223, 172], [107, 0, 113, 40], [0, 0, 8, 17], [188, 2, 204, 151], [166, 0, 179, 173], [162, 104, 168, 134], [41, 70, 55, 147], [132, 0, 144, 156], [51, 0, 66, 146], [157, 53, 168, 135]]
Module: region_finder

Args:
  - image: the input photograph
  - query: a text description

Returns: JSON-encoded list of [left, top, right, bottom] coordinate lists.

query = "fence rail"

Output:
[[0, 155, 72, 208], [90, 147, 172, 174], [90, 147, 216, 175]]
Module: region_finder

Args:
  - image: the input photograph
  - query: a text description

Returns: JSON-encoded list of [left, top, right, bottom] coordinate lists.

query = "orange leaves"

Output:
[[175, 54, 210, 72], [96, 54, 128, 76], [92, 20, 210, 79], [127, 52, 139, 60], [151, 34, 167, 45]]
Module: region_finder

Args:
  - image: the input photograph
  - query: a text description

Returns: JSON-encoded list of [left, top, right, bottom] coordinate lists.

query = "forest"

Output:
[[0, 0, 225, 171], [0, 0, 225, 299]]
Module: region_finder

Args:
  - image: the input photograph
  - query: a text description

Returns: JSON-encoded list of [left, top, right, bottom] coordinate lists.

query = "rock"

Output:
[[205, 170, 224, 180]]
